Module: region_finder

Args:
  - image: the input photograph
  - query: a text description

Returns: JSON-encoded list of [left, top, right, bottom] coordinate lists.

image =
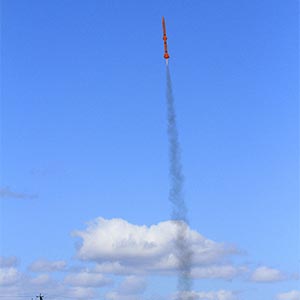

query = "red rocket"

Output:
[[162, 17, 170, 60]]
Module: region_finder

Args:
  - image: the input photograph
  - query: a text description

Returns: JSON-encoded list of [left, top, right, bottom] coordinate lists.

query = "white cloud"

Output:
[[94, 261, 132, 275], [4, 217, 294, 300], [29, 259, 67, 272], [0, 268, 98, 300], [74, 218, 237, 275], [251, 266, 284, 282], [118, 276, 147, 294], [0, 186, 37, 199], [67, 287, 96, 299], [0, 267, 21, 286], [0, 256, 18, 268], [0, 263, 103, 300], [30, 274, 52, 285], [277, 290, 300, 300], [191, 265, 247, 280], [105, 292, 141, 300], [94, 261, 248, 280], [64, 271, 112, 287], [105, 276, 146, 300], [173, 290, 238, 300]]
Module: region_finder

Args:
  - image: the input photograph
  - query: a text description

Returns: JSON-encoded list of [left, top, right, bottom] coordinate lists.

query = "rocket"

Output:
[[162, 17, 170, 60]]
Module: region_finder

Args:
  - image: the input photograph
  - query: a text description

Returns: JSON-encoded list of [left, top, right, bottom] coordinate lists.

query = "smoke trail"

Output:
[[166, 64, 193, 298]]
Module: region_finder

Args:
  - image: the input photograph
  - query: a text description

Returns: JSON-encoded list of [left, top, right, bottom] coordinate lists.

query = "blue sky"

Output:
[[0, 1, 299, 300]]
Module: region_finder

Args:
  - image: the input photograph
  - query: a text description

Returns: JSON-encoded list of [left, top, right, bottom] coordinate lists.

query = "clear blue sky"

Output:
[[1, 1, 299, 300]]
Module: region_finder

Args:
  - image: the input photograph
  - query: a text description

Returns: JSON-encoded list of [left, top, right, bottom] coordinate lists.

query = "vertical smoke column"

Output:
[[166, 64, 192, 298]]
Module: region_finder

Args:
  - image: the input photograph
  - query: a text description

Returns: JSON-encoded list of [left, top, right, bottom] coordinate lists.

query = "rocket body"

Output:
[[162, 17, 170, 60]]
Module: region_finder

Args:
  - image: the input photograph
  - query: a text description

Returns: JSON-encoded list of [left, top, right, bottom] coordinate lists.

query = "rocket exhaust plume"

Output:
[[162, 16, 192, 297], [166, 64, 193, 298]]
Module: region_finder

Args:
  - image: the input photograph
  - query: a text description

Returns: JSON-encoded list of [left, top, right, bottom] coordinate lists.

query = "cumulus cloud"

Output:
[[105, 276, 146, 300], [4, 217, 293, 300], [105, 292, 141, 300], [118, 276, 147, 294], [191, 265, 247, 280], [0, 261, 107, 300], [251, 266, 285, 282], [29, 274, 52, 286], [0, 258, 108, 300], [173, 290, 238, 300], [66, 287, 96, 299], [29, 259, 67, 272], [0, 256, 18, 268], [0, 186, 37, 199], [277, 290, 300, 300], [0, 267, 21, 286], [0, 268, 98, 300], [74, 218, 237, 276], [64, 271, 112, 287]]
